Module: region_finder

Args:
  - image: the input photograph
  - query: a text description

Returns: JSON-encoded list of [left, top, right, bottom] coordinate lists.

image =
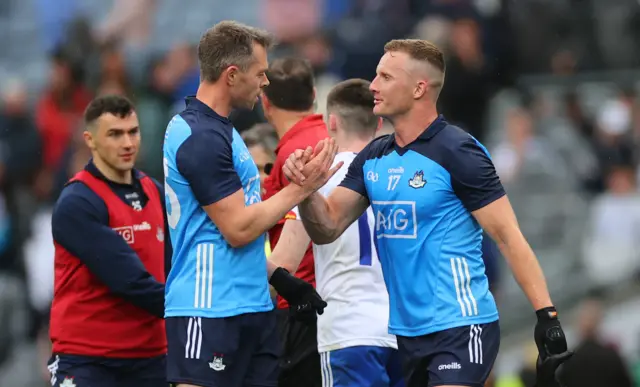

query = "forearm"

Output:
[[267, 260, 278, 279], [496, 230, 553, 310], [299, 192, 340, 245], [268, 220, 310, 272], [232, 184, 308, 247]]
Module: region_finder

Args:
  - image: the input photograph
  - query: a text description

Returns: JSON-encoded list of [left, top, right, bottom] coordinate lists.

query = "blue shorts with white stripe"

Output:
[[320, 346, 404, 387], [397, 320, 500, 387], [166, 311, 280, 387]]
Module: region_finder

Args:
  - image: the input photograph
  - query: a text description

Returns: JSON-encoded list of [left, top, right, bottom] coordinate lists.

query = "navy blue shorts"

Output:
[[397, 321, 500, 387], [321, 346, 404, 387], [47, 353, 166, 387], [166, 311, 280, 387]]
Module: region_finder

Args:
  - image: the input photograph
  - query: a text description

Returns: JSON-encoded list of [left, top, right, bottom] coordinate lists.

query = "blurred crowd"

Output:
[[2, 0, 640, 386]]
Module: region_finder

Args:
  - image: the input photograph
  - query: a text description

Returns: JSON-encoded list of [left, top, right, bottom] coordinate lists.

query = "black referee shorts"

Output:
[[276, 308, 322, 387]]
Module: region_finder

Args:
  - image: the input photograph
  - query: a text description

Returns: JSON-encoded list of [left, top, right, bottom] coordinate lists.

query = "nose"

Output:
[[369, 78, 379, 94], [122, 133, 135, 149], [262, 74, 270, 88]]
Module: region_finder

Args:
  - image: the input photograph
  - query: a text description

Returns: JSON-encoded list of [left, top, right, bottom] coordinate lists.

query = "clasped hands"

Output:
[[282, 138, 343, 192]]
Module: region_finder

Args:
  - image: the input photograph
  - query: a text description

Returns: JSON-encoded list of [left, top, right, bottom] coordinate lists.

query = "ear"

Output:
[[413, 80, 428, 100], [225, 65, 240, 85], [328, 113, 339, 136], [83, 130, 96, 150]]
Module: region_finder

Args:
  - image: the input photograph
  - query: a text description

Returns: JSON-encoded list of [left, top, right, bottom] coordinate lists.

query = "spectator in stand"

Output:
[[34, 47, 92, 203], [559, 297, 633, 387]]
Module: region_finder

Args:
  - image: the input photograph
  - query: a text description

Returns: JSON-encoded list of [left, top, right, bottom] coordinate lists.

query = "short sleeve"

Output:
[[176, 130, 242, 206], [338, 150, 368, 199], [449, 138, 506, 212]]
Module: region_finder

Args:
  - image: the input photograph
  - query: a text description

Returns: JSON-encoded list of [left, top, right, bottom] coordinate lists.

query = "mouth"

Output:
[[120, 153, 134, 161], [374, 98, 383, 105]]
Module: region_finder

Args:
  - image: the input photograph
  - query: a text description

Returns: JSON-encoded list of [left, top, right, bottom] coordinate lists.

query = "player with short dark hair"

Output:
[[282, 39, 572, 387], [162, 22, 330, 387], [270, 78, 404, 387], [260, 56, 328, 387], [48, 95, 168, 387]]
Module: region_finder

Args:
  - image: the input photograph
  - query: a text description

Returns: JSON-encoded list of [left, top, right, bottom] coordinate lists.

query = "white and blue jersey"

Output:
[[162, 97, 272, 318], [340, 115, 503, 337]]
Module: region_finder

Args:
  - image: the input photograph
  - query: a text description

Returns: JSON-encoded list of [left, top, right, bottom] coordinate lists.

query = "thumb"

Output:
[[312, 139, 326, 158], [302, 146, 313, 164], [327, 161, 345, 179]]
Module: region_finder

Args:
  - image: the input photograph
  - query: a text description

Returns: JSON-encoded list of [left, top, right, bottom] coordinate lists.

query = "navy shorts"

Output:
[[47, 353, 166, 387], [397, 321, 500, 387], [321, 346, 404, 387], [166, 311, 280, 387]]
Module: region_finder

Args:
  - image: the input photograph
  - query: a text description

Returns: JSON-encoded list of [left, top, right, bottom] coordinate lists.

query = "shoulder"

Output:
[[53, 181, 107, 222], [168, 113, 233, 154], [429, 124, 492, 168], [360, 134, 394, 161]]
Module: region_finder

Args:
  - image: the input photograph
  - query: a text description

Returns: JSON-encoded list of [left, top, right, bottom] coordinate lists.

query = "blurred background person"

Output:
[[559, 297, 634, 387]]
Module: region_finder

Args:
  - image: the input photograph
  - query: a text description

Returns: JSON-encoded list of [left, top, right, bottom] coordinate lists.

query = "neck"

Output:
[[196, 82, 232, 117], [92, 156, 132, 184], [270, 108, 316, 139], [336, 132, 373, 154], [391, 103, 439, 147]]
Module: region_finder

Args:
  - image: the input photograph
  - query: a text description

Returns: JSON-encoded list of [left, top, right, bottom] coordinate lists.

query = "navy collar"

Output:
[[85, 159, 142, 187], [389, 114, 448, 155], [184, 95, 231, 125], [417, 114, 447, 141]]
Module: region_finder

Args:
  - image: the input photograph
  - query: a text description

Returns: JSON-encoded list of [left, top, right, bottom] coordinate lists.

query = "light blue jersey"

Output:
[[163, 97, 272, 318], [340, 116, 501, 337]]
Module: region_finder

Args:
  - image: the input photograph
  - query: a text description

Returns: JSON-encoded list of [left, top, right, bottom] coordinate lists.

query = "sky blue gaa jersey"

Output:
[[339, 115, 503, 337], [162, 97, 272, 318]]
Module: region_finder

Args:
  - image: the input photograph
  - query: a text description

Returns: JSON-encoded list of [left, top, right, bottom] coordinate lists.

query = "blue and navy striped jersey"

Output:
[[339, 115, 503, 337], [163, 97, 272, 318]]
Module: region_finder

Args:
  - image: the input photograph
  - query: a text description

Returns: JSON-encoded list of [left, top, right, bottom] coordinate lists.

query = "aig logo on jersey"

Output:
[[372, 201, 417, 239], [409, 170, 426, 189]]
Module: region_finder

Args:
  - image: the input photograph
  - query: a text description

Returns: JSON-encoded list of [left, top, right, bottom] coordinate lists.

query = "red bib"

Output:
[[50, 170, 166, 358]]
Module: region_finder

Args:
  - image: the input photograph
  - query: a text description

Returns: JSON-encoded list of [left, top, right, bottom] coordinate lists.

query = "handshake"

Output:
[[268, 138, 342, 324], [282, 138, 343, 190]]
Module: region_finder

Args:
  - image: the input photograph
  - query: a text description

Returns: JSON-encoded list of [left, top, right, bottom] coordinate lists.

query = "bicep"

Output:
[[450, 139, 506, 212], [471, 195, 519, 245], [202, 188, 246, 236], [176, 132, 242, 207]]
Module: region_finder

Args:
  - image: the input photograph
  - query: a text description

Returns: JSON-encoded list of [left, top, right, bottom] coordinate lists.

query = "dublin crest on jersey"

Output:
[[409, 170, 426, 189]]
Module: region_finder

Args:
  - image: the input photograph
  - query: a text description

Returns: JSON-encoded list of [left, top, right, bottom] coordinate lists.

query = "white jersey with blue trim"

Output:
[[294, 152, 397, 352], [163, 97, 272, 318]]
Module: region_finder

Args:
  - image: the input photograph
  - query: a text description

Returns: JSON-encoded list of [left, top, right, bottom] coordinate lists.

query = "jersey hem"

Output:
[[164, 302, 274, 318], [318, 337, 398, 353], [389, 313, 499, 337]]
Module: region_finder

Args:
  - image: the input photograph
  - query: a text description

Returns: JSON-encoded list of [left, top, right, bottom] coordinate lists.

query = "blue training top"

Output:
[[163, 97, 272, 318], [340, 115, 503, 337]]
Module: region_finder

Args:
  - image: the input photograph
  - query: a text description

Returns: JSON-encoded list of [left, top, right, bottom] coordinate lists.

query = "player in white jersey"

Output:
[[270, 79, 404, 387]]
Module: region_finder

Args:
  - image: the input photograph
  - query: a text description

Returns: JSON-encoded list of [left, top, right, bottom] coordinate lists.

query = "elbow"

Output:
[[224, 231, 254, 249]]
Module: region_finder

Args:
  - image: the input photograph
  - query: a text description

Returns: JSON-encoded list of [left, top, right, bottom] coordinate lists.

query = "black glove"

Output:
[[533, 306, 572, 387], [534, 351, 573, 387], [270, 267, 327, 323], [534, 307, 568, 357]]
